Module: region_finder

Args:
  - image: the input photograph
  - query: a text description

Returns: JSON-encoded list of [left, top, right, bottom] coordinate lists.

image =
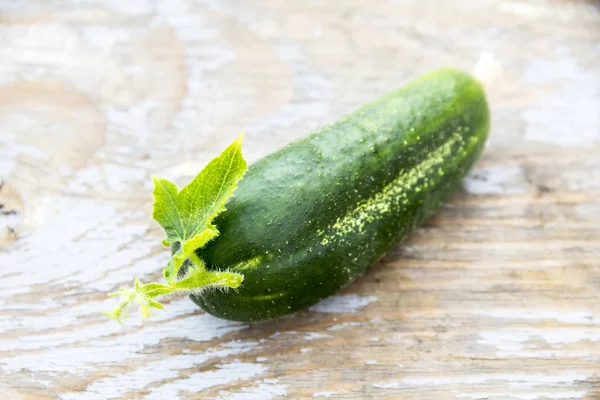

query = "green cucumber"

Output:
[[192, 68, 489, 322]]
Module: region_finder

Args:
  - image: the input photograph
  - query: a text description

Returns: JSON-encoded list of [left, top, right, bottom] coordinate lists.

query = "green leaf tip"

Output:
[[105, 134, 248, 325]]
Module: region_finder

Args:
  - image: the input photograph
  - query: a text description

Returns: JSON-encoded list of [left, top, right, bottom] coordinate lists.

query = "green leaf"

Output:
[[152, 134, 246, 247], [151, 177, 183, 244], [152, 133, 247, 283], [177, 135, 246, 240], [105, 134, 248, 325]]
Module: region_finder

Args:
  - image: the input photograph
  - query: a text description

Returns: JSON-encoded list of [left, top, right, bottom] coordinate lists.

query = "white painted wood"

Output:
[[1, 0, 599, 398]]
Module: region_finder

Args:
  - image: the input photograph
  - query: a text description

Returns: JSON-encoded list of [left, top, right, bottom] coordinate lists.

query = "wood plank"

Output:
[[1, 0, 599, 398]]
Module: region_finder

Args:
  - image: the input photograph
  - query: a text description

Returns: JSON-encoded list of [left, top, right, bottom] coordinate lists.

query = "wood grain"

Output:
[[1, 0, 599, 399]]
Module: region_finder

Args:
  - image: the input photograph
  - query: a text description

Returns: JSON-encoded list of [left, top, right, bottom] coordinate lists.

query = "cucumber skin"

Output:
[[192, 68, 490, 322]]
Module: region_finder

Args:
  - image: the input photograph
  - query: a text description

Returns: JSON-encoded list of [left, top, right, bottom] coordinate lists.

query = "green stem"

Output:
[[104, 251, 243, 324]]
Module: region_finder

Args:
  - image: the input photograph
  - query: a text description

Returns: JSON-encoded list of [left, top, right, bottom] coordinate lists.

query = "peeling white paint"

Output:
[[0, 22, 131, 114], [478, 329, 600, 357], [400, 374, 589, 386], [143, 361, 267, 400], [0, 197, 167, 298], [462, 165, 525, 195], [212, 378, 288, 400], [522, 47, 600, 145], [0, 299, 120, 339], [0, 158, 16, 177], [498, 2, 543, 18], [310, 294, 378, 313], [105, 99, 162, 143], [327, 322, 363, 331], [81, 27, 131, 52], [473, 309, 596, 325], [249, 44, 333, 136], [68, 166, 103, 191], [455, 391, 587, 400], [0, 134, 49, 160], [304, 332, 332, 341], [60, 342, 259, 400], [314, 390, 346, 398], [506, 375, 590, 389], [499, 1, 577, 20], [374, 374, 590, 398], [104, 164, 148, 192], [152, 0, 237, 140], [401, 376, 488, 386], [73, 0, 153, 15], [0, 304, 247, 372], [482, 329, 600, 347], [372, 381, 403, 389]]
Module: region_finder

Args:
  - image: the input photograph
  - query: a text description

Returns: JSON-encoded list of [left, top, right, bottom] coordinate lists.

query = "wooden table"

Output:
[[1, 0, 599, 399]]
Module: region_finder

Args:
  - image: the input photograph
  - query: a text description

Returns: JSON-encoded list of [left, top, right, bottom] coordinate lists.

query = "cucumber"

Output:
[[192, 68, 489, 322]]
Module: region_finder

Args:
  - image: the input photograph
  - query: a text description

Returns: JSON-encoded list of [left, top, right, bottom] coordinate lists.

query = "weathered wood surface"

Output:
[[1, 0, 599, 399]]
